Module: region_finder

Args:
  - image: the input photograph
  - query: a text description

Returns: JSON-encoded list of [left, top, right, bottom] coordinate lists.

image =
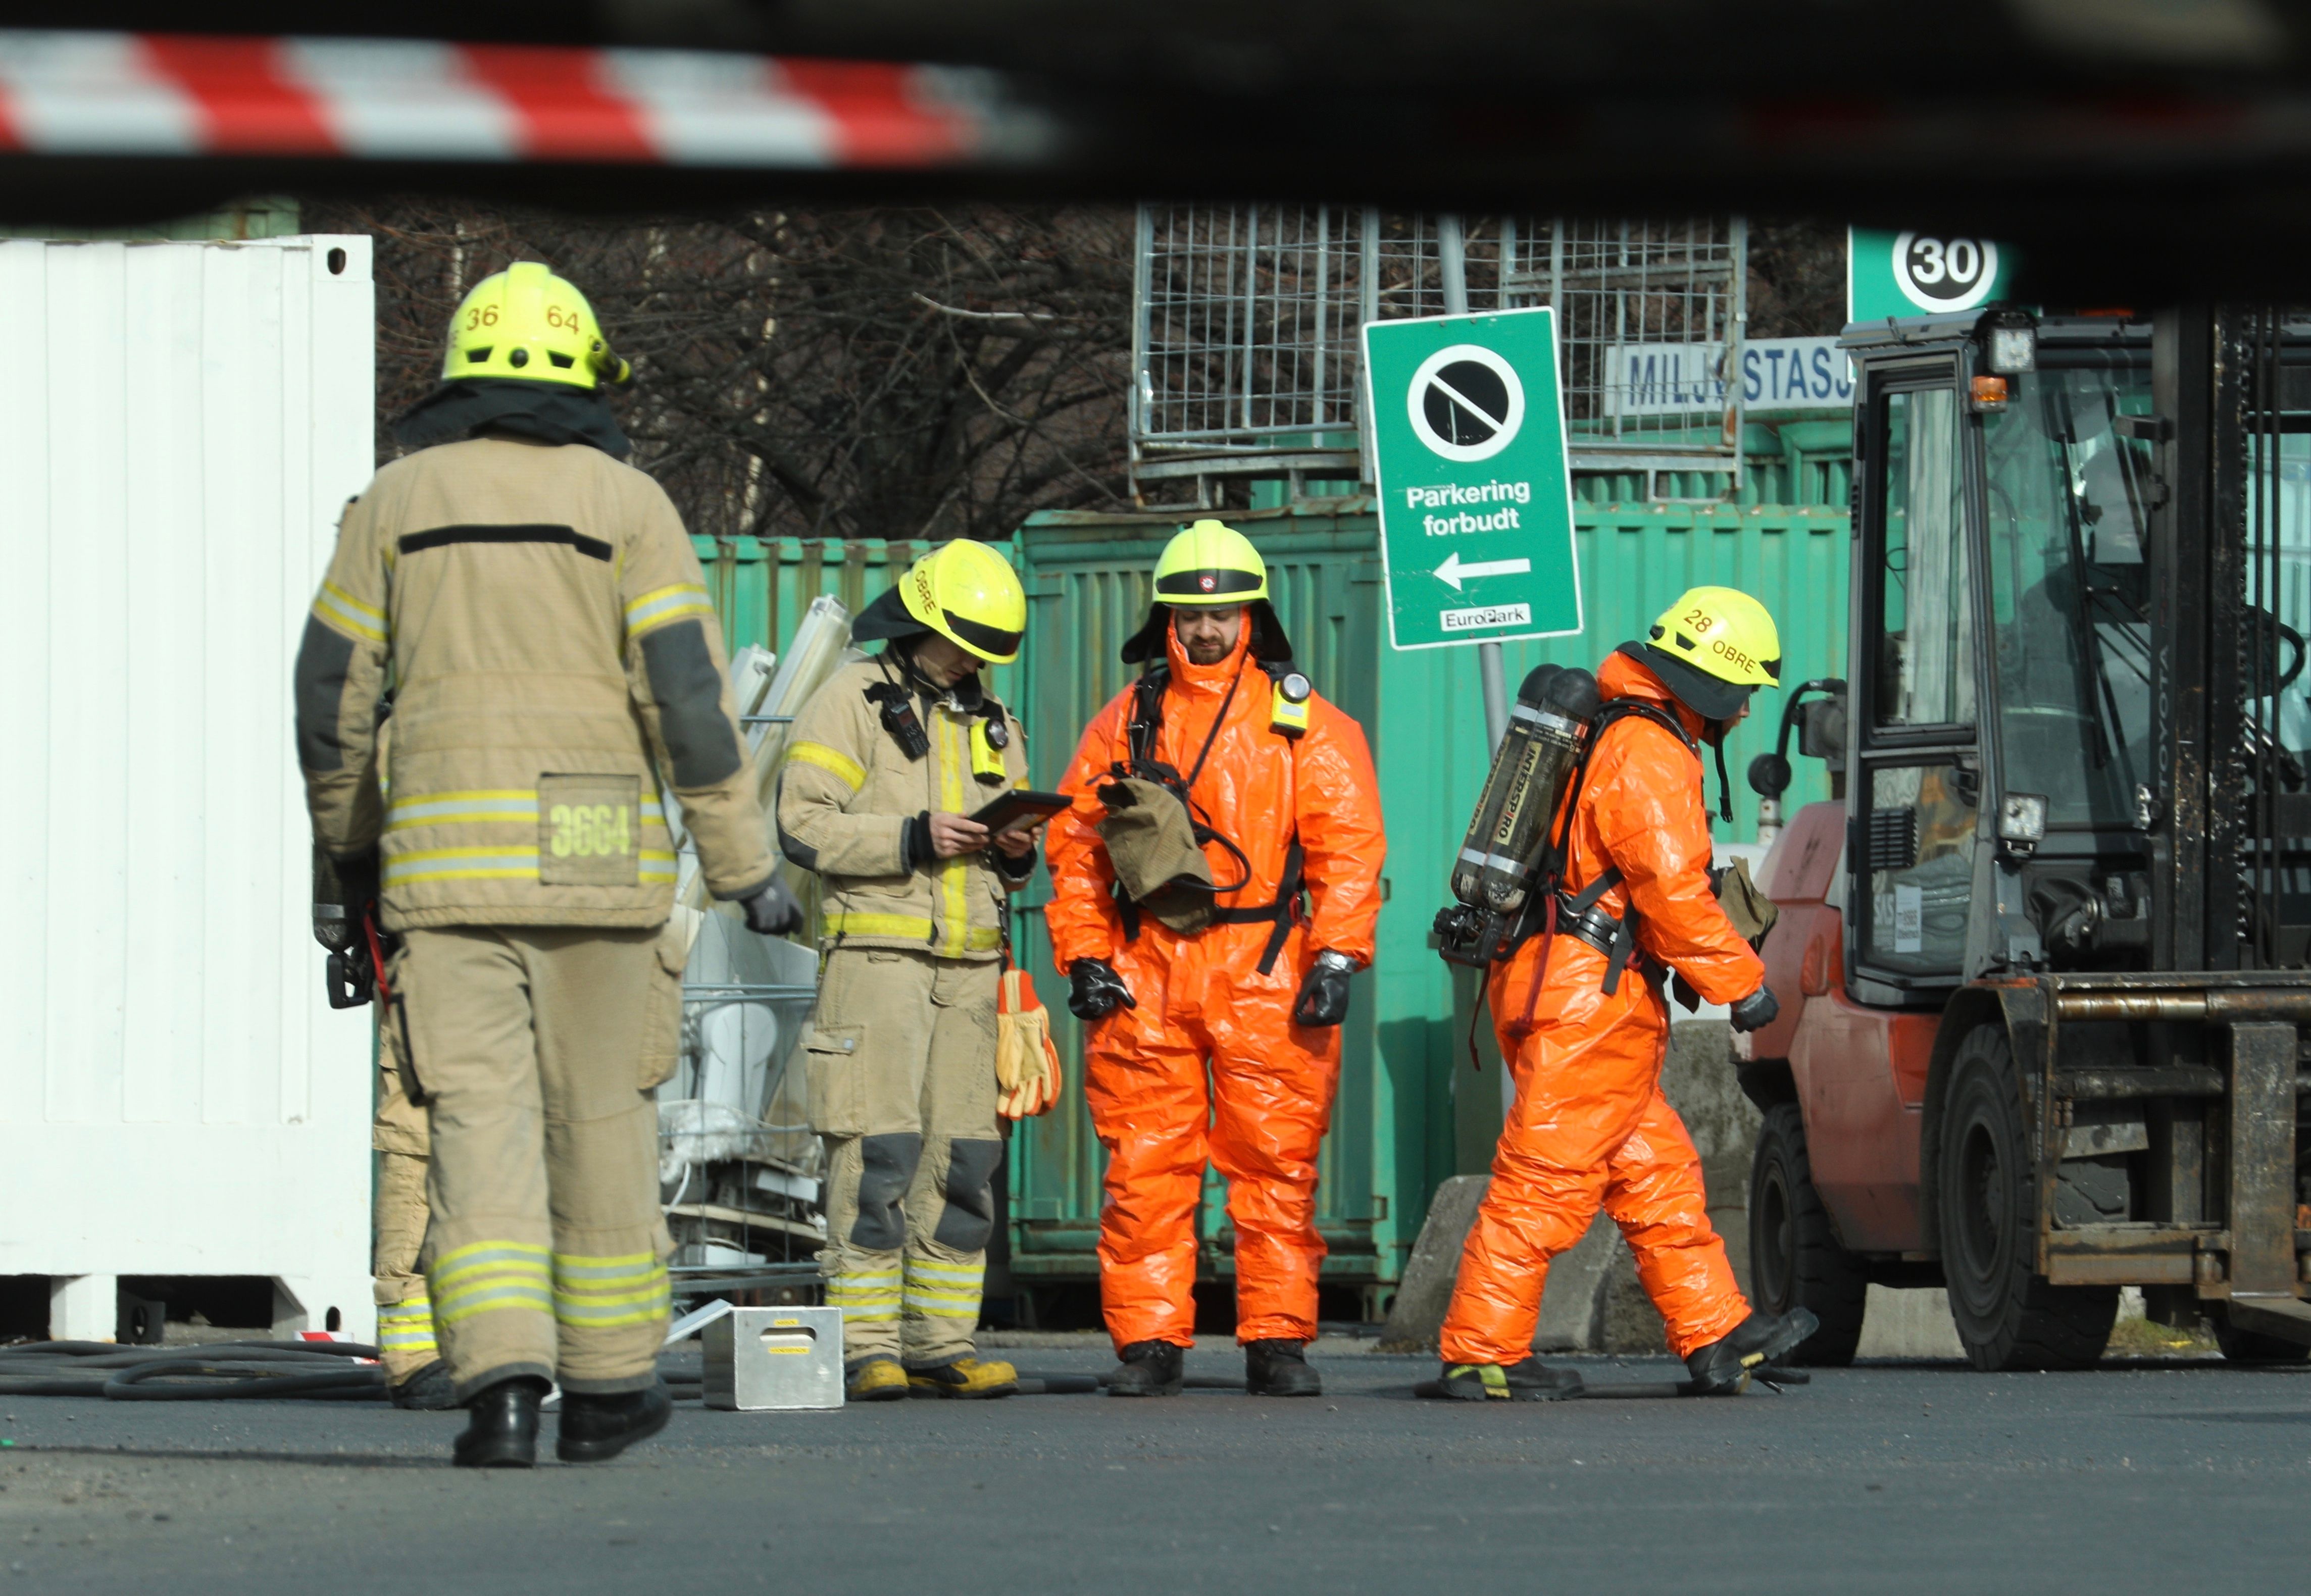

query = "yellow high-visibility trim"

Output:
[[384, 846, 540, 884], [314, 581, 386, 642], [903, 1296, 982, 1318], [551, 1252, 669, 1328], [938, 712, 972, 957], [434, 1284, 554, 1325], [819, 912, 1000, 950], [430, 1240, 554, 1325], [387, 792, 668, 832], [624, 584, 715, 639], [386, 789, 536, 830], [431, 1240, 550, 1285], [905, 1261, 983, 1286], [824, 911, 933, 941], [788, 741, 866, 791], [376, 1298, 438, 1351]]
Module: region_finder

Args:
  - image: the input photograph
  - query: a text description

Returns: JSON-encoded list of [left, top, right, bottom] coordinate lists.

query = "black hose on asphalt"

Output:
[[0, 1340, 388, 1401]]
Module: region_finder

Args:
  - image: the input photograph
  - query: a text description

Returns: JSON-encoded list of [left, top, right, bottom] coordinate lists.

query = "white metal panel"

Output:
[[0, 235, 376, 1334]]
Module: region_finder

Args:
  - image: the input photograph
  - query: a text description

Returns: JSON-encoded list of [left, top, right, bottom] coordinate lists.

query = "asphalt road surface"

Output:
[[0, 1338, 2303, 1593]]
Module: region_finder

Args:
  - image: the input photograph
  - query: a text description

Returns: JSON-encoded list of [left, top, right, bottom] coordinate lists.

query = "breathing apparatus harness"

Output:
[[864, 643, 1014, 780], [1106, 656, 1308, 976], [1439, 694, 1701, 1062]]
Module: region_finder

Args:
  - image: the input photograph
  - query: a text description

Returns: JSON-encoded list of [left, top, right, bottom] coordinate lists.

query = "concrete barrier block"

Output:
[[1853, 1286, 1967, 1359], [1377, 1173, 1490, 1351]]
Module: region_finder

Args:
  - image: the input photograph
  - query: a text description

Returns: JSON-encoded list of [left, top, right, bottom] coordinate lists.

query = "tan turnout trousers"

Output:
[[806, 947, 1001, 1368], [372, 1028, 437, 1384], [391, 923, 685, 1400]]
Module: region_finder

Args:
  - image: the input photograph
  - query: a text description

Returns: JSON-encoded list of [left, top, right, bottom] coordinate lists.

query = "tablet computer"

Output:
[[970, 789, 1072, 836]]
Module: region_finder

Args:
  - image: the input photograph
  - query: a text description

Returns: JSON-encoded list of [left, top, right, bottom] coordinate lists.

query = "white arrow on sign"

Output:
[[1434, 551, 1532, 591]]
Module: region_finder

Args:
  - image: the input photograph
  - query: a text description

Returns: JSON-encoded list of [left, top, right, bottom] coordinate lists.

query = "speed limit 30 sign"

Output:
[[1848, 227, 2017, 323]]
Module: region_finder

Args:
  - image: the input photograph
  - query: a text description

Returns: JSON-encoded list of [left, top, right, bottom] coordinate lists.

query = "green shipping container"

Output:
[[689, 500, 1849, 1315]]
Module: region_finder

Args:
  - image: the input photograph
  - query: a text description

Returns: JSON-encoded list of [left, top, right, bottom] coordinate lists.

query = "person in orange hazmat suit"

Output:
[[1044, 519, 1386, 1399], [1435, 586, 1815, 1401]]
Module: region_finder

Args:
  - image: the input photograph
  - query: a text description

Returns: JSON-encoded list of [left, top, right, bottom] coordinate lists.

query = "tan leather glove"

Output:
[[996, 968, 1066, 1119]]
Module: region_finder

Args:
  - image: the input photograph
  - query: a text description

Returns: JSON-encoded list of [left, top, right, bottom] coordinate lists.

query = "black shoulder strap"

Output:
[[1125, 666, 1169, 767]]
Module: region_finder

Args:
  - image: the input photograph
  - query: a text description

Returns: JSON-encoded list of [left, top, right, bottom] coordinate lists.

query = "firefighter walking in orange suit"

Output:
[[1436, 587, 1813, 1401], [1044, 520, 1386, 1398]]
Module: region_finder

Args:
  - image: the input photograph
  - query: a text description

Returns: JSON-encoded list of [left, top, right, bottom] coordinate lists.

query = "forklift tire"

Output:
[[1939, 1024, 2118, 1371], [2207, 1304, 2311, 1364], [1748, 1102, 1869, 1365]]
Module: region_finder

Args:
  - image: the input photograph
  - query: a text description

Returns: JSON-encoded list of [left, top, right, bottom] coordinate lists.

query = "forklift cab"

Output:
[[1745, 306, 2311, 1370]]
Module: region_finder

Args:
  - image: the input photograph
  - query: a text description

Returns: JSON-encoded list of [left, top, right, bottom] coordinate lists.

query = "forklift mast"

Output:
[[2152, 307, 2311, 973]]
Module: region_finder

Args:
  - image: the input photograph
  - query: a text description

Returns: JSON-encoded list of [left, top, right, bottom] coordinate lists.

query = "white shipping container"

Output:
[[0, 235, 377, 1341]]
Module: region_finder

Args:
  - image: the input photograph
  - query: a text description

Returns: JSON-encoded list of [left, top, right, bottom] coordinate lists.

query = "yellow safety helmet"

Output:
[[442, 262, 631, 390], [1152, 519, 1269, 606], [890, 540, 1027, 664], [1640, 585, 1782, 720]]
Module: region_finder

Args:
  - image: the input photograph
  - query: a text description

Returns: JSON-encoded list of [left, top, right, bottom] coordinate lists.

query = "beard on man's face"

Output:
[[1182, 630, 1231, 664]]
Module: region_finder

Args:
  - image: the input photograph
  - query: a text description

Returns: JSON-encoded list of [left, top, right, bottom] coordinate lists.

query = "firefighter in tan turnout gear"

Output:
[[778, 540, 1038, 1402], [296, 262, 801, 1468]]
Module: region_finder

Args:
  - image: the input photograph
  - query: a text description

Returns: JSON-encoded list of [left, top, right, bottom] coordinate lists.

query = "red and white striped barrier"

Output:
[[0, 31, 1032, 168]]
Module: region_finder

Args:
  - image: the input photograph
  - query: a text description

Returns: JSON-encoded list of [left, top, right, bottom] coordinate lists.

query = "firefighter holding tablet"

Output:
[[776, 540, 1046, 1402]]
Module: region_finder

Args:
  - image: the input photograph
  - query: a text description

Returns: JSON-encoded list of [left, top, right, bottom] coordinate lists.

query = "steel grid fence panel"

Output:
[[1131, 207, 1743, 497]]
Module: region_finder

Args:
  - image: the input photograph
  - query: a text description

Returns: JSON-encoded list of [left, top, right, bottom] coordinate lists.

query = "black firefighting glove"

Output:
[[1728, 984, 1780, 1033], [1292, 950, 1359, 1028], [312, 847, 379, 953], [1067, 959, 1136, 1020], [740, 878, 805, 938]]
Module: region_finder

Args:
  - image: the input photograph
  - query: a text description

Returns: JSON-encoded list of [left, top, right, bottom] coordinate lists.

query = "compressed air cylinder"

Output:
[[1451, 666, 1602, 914], [1450, 665, 1560, 908]]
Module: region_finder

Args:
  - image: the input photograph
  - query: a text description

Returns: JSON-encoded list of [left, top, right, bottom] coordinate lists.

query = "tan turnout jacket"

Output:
[[296, 436, 777, 930], [777, 655, 1029, 959]]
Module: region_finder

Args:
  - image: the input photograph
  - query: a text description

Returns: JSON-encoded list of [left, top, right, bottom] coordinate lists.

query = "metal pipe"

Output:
[[1437, 216, 1510, 755], [2054, 989, 2311, 1022]]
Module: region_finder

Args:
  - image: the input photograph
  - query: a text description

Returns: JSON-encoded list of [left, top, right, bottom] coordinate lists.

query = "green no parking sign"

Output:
[[1362, 306, 1581, 651]]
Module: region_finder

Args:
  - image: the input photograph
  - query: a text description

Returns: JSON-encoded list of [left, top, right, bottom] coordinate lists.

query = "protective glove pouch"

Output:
[[1094, 775, 1219, 934]]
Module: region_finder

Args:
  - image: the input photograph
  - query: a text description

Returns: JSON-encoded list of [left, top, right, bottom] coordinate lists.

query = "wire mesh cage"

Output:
[[658, 908, 825, 1301], [1129, 206, 1746, 505], [1500, 218, 1746, 461]]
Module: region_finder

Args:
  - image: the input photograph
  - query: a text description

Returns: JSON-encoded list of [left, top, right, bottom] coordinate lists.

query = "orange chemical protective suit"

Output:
[[1044, 619, 1386, 1352], [1438, 649, 1766, 1366]]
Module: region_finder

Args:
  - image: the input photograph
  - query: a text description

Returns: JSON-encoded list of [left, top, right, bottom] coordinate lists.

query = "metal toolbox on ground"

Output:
[[702, 1305, 843, 1410]]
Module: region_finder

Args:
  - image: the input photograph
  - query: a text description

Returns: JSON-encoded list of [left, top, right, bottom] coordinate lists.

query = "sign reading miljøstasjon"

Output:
[[1363, 306, 1581, 652]]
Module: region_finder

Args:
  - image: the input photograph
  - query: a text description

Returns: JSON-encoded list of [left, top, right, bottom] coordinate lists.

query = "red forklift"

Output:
[[1743, 305, 2311, 1369]]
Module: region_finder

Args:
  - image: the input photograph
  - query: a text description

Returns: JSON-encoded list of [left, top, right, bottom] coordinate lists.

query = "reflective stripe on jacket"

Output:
[[295, 436, 777, 930]]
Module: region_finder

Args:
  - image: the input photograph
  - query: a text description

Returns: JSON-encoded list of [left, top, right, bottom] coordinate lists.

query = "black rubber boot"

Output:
[[1106, 1340, 1185, 1397], [1243, 1340, 1323, 1398], [1435, 1357, 1585, 1402], [452, 1376, 547, 1468], [556, 1380, 673, 1464], [388, 1360, 460, 1412], [1685, 1308, 1821, 1396]]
